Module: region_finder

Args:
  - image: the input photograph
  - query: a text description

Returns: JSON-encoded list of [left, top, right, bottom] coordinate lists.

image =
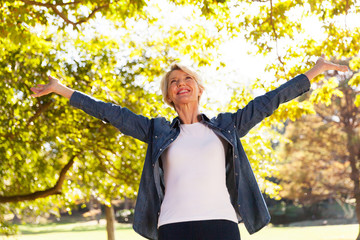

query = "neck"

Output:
[[175, 103, 201, 124]]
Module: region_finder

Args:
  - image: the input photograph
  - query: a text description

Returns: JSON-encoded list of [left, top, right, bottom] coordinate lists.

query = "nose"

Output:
[[177, 78, 186, 87]]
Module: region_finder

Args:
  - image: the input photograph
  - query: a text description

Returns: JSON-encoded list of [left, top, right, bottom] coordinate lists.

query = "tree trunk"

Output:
[[352, 164, 360, 240], [105, 205, 115, 240], [334, 198, 355, 219], [345, 127, 360, 240], [124, 197, 130, 209]]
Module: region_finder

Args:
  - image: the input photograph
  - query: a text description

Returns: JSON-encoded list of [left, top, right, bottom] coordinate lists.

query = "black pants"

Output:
[[158, 220, 241, 240]]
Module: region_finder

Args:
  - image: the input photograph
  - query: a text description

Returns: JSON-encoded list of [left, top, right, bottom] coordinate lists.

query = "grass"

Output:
[[1, 220, 357, 240]]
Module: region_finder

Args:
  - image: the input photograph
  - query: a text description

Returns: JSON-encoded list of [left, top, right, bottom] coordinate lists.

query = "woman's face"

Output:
[[167, 70, 203, 108]]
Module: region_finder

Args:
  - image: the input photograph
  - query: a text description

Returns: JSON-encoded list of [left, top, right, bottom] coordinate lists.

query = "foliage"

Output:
[[0, 0, 226, 235], [115, 208, 135, 223], [1, 0, 360, 237], [278, 114, 352, 206], [230, 0, 360, 237], [277, 65, 359, 221]]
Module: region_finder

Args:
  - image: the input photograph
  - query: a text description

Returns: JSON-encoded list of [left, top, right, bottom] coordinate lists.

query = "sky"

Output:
[[37, 0, 360, 117], [83, 1, 272, 116]]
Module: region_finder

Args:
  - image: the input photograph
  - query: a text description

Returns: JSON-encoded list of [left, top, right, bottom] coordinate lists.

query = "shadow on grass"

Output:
[[272, 218, 357, 228]]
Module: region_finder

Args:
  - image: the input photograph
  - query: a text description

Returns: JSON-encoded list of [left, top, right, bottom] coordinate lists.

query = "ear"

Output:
[[198, 87, 204, 98]]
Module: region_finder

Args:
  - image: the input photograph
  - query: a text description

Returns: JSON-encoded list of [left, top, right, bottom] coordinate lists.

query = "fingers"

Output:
[[337, 64, 349, 72], [30, 88, 41, 97], [30, 75, 58, 98], [329, 60, 349, 72], [31, 93, 44, 98], [31, 86, 44, 92], [30, 89, 48, 98], [320, 54, 349, 73], [32, 86, 45, 91], [30, 85, 47, 97], [30, 87, 39, 93], [30, 92, 41, 97]]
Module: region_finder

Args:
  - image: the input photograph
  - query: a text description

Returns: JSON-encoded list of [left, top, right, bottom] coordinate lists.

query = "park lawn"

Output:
[[2, 221, 357, 240]]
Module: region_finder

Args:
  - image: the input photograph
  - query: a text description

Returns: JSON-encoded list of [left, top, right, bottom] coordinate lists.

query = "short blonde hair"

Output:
[[160, 63, 205, 109]]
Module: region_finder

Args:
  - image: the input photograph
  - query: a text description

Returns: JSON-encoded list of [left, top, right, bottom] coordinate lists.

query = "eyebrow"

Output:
[[170, 74, 191, 80]]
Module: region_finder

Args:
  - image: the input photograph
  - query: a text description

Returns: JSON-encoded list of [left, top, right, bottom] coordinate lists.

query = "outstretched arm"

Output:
[[233, 55, 349, 137], [31, 76, 74, 99], [30, 75, 151, 143]]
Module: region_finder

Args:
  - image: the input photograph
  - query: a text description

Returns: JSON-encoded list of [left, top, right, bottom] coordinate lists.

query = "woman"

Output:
[[31, 56, 348, 240]]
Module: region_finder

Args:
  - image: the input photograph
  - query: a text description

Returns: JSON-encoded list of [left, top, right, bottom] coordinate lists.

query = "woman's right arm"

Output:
[[31, 76, 152, 143]]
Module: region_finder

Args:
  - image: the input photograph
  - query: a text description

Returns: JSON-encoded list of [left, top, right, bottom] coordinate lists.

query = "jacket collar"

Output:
[[170, 113, 211, 129]]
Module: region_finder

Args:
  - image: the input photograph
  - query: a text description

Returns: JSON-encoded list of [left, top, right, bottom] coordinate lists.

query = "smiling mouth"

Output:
[[177, 90, 190, 95]]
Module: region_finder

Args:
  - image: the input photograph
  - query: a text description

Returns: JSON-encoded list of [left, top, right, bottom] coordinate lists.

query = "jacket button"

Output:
[[160, 148, 162, 151], [234, 155, 238, 158], [228, 130, 231, 133], [235, 172, 238, 176], [152, 164, 155, 167], [155, 136, 158, 138], [171, 138, 173, 141], [158, 212, 160, 215]]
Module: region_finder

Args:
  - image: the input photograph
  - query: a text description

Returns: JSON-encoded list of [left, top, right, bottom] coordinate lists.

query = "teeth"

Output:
[[178, 90, 189, 94]]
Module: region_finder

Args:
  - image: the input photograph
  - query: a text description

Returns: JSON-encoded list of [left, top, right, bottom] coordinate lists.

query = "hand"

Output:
[[305, 54, 349, 81], [30, 75, 60, 97], [315, 54, 349, 73]]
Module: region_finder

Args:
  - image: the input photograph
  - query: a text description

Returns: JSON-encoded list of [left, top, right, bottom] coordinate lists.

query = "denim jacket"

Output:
[[69, 74, 310, 240]]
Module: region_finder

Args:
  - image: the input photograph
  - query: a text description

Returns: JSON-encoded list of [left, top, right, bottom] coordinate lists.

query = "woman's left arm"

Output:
[[233, 55, 349, 137]]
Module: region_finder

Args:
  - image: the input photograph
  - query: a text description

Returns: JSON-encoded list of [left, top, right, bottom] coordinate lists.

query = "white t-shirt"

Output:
[[157, 121, 238, 227]]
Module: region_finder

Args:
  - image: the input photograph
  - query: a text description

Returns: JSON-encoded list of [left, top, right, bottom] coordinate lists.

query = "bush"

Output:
[[115, 209, 134, 223], [268, 201, 306, 225]]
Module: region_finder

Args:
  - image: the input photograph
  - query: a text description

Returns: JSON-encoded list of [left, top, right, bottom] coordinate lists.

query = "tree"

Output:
[[0, 0, 239, 238], [278, 113, 353, 218], [234, 0, 360, 237], [272, 61, 359, 229], [1, 0, 359, 238]]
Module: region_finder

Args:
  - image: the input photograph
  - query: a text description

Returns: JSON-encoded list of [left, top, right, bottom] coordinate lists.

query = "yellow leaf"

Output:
[[350, 57, 360, 71], [349, 73, 360, 87], [355, 95, 360, 107]]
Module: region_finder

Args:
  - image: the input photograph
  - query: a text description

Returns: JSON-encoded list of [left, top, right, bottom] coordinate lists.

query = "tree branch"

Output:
[[314, 105, 342, 127], [269, 0, 284, 66], [26, 99, 54, 127], [20, 0, 109, 26], [94, 150, 120, 180], [0, 156, 76, 203], [21, 0, 81, 6], [75, 4, 109, 25], [100, 148, 138, 177]]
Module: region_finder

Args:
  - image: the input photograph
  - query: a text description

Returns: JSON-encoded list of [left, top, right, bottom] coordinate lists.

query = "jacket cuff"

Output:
[[295, 74, 311, 94], [69, 90, 86, 109]]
